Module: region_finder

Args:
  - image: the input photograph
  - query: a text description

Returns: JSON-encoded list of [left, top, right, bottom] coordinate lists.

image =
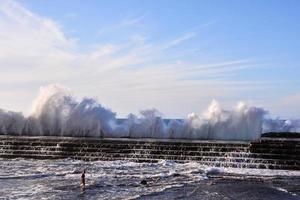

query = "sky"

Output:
[[0, 0, 299, 118]]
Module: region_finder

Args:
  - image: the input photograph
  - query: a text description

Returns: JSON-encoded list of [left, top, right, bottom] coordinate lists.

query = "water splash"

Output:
[[0, 84, 298, 140]]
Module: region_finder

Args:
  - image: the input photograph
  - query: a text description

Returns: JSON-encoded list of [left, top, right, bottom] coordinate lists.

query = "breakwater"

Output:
[[0, 135, 299, 170]]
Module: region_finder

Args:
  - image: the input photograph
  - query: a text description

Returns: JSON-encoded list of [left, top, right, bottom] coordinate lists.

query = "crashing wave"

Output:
[[0, 84, 298, 140]]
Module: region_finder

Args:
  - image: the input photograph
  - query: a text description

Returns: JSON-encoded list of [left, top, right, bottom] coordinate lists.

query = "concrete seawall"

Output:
[[0, 135, 299, 170]]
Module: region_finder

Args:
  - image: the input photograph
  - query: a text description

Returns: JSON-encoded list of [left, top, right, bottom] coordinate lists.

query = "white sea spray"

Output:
[[0, 84, 299, 140]]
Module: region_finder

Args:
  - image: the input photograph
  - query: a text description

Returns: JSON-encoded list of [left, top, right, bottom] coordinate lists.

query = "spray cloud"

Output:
[[0, 84, 298, 140]]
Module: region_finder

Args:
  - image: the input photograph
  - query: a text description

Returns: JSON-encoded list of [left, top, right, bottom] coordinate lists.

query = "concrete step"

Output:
[[0, 135, 299, 170], [0, 153, 298, 170], [0, 140, 251, 148], [0, 145, 253, 153], [1, 149, 298, 166], [1, 145, 299, 159]]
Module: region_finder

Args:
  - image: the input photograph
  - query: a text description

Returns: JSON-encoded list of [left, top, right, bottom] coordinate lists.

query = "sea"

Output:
[[0, 158, 299, 200]]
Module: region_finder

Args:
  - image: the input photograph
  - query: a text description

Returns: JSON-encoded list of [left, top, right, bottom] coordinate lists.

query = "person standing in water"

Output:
[[81, 170, 86, 189]]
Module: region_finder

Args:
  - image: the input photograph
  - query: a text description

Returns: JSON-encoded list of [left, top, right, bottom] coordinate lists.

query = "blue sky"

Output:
[[0, 0, 300, 118]]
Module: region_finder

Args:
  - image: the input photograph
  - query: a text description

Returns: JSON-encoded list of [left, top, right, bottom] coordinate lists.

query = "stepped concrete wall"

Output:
[[0, 135, 299, 170]]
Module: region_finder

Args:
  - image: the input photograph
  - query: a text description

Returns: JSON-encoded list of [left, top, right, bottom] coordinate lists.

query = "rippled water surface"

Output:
[[0, 158, 299, 199]]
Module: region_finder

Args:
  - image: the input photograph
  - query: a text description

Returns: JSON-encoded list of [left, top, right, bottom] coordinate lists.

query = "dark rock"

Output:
[[140, 179, 147, 185], [262, 132, 300, 138]]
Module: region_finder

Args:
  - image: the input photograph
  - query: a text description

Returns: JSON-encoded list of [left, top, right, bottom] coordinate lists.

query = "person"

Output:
[[81, 170, 86, 189]]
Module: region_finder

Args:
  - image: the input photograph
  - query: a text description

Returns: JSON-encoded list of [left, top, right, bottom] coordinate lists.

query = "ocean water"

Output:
[[0, 158, 299, 200]]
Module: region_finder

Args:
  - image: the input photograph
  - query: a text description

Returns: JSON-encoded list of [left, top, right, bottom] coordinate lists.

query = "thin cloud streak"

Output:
[[97, 13, 148, 36], [164, 32, 197, 49]]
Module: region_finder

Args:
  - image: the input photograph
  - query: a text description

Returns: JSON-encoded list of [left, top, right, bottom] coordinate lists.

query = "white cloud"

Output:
[[0, 0, 268, 117], [0, 0, 76, 83]]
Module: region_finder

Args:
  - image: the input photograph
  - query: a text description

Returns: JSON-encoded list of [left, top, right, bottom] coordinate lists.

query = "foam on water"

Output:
[[0, 84, 299, 140], [0, 158, 205, 199], [0, 158, 299, 199], [223, 167, 300, 177]]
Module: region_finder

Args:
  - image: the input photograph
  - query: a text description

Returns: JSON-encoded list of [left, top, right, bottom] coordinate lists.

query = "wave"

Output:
[[0, 84, 299, 140]]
